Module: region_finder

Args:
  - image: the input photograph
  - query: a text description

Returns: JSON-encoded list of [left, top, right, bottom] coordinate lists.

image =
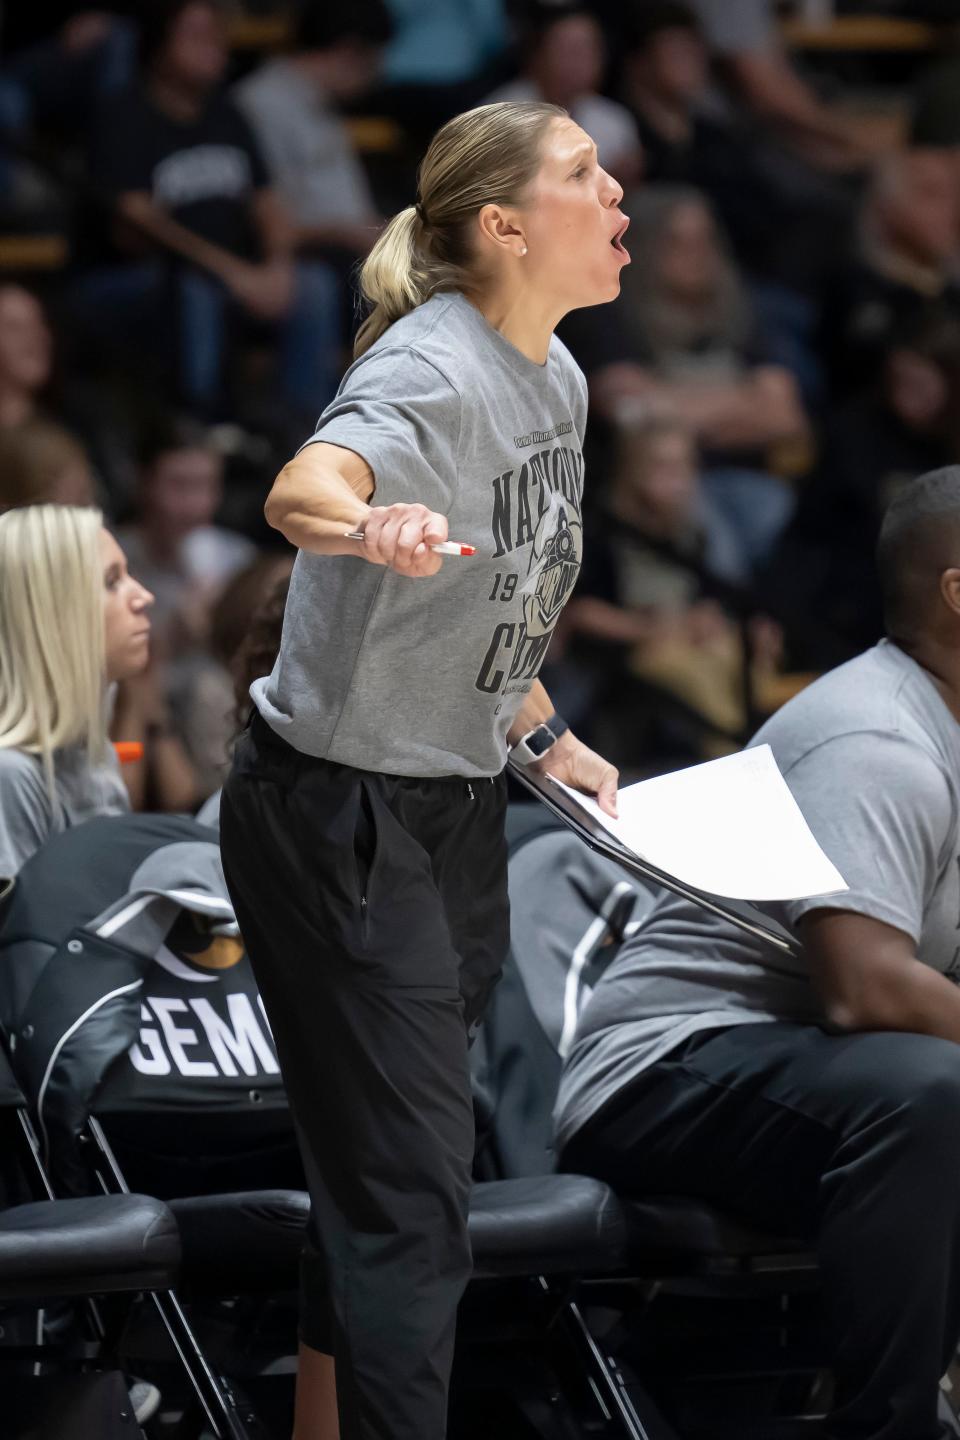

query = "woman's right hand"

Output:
[[355, 504, 449, 577]]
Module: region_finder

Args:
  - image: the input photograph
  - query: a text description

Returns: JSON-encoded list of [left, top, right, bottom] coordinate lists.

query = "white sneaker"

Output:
[[128, 1379, 162, 1426]]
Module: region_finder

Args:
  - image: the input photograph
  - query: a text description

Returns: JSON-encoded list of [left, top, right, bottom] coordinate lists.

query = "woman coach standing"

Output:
[[219, 100, 630, 1440]]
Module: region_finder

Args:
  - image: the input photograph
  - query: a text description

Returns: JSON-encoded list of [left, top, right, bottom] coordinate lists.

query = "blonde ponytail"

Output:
[[354, 100, 565, 359], [355, 206, 454, 358]]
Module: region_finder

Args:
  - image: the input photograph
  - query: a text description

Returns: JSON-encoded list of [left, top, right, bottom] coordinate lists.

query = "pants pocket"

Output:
[[352, 781, 380, 914]]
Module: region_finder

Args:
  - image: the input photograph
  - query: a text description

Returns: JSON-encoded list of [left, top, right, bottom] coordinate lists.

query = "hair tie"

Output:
[[415, 201, 428, 226]]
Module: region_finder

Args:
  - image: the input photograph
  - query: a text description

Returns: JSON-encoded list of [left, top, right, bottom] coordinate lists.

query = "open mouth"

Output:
[[610, 217, 630, 257]]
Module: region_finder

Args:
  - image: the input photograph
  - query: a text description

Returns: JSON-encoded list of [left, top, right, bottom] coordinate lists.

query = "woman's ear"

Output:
[[940, 566, 960, 619], [476, 203, 526, 257]]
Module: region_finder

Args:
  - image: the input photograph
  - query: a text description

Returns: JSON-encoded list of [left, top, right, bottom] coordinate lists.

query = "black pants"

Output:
[[219, 716, 509, 1440], [561, 1021, 960, 1440]]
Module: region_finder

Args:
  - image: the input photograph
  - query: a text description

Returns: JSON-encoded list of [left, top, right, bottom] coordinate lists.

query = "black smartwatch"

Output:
[[509, 711, 570, 766]]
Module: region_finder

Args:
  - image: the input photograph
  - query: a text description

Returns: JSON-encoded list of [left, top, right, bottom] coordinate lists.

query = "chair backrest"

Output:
[[0, 814, 292, 1195], [473, 805, 659, 1181]]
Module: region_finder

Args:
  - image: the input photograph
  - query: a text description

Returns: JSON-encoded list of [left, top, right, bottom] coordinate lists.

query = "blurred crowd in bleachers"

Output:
[[3, 0, 960, 803]]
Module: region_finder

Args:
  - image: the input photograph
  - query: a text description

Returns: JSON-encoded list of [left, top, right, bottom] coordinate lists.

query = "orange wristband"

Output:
[[114, 741, 144, 764]]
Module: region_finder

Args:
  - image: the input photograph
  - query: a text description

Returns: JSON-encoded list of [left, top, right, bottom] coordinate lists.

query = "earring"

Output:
[[520, 245, 528, 256]]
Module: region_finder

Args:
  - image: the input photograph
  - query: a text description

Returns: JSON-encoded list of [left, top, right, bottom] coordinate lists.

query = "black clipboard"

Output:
[[507, 759, 801, 960]]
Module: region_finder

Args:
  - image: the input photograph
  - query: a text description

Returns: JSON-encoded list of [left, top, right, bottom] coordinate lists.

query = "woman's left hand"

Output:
[[537, 735, 619, 818]]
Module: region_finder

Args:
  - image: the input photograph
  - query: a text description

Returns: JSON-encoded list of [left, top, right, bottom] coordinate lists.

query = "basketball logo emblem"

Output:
[[521, 491, 583, 638]]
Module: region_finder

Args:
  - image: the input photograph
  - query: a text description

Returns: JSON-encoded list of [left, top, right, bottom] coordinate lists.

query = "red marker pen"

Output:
[[344, 530, 475, 557]]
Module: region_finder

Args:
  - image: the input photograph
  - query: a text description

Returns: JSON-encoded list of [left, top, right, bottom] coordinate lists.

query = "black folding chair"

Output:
[[0, 818, 294, 1437], [0, 1038, 267, 1440], [165, 1173, 662, 1440]]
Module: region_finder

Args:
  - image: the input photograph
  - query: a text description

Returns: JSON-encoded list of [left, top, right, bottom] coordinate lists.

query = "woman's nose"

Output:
[[601, 169, 624, 207]]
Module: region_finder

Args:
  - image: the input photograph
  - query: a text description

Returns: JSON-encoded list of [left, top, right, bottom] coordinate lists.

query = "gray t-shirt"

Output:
[[253, 291, 588, 777], [0, 744, 130, 879], [555, 640, 960, 1149], [686, 0, 775, 53], [234, 61, 375, 227]]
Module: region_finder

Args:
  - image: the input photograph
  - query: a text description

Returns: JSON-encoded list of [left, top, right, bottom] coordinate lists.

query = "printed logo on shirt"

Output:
[[474, 439, 583, 699], [513, 420, 574, 450], [152, 145, 253, 208], [127, 993, 279, 1081], [521, 491, 583, 638]]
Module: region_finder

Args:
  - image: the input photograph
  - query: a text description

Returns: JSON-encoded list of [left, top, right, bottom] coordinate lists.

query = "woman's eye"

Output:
[[572, 167, 587, 180]]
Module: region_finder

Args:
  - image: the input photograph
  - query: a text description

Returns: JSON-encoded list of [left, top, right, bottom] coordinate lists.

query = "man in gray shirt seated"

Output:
[[556, 465, 960, 1440], [234, 1, 391, 261]]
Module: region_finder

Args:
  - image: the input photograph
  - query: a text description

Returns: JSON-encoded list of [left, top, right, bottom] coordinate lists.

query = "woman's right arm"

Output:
[[264, 441, 450, 578]]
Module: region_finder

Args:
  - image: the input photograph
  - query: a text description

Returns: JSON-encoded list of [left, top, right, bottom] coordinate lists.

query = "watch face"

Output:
[[527, 725, 555, 758]]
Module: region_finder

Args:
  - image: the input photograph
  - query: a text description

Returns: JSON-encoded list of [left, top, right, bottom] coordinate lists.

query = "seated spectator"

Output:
[[0, 284, 54, 430], [0, 284, 130, 509], [564, 185, 811, 435], [822, 148, 960, 399], [372, 0, 508, 137], [561, 186, 807, 561], [116, 418, 255, 648], [0, 417, 97, 509], [589, 414, 751, 589], [193, 555, 293, 827], [0, 501, 200, 838], [617, 1, 847, 301], [383, 0, 505, 85], [235, 1, 392, 262], [228, 559, 293, 730], [0, 504, 148, 875], [78, 0, 340, 424], [166, 550, 294, 801], [552, 417, 780, 753], [0, 7, 135, 126], [681, 0, 875, 172], [763, 310, 960, 671], [620, 3, 762, 246], [0, 7, 136, 211], [486, 3, 642, 183], [556, 465, 960, 1440]]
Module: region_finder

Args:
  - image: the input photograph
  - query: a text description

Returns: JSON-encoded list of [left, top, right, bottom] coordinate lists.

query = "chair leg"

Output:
[[148, 1288, 261, 1440], [14, 1107, 55, 1200], [543, 1279, 672, 1440], [84, 1119, 262, 1440]]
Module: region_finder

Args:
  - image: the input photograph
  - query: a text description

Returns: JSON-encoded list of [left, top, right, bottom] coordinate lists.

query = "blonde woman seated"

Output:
[[0, 504, 154, 877]]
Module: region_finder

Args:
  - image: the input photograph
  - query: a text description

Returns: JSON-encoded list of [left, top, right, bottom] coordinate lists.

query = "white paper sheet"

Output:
[[551, 744, 847, 902]]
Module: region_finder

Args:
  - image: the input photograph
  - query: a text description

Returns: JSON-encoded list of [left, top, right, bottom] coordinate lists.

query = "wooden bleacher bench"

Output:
[[344, 116, 405, 154], [227, 10, 292, 51], [0, 233, 68, 272], [229, 9, 945, 58], [781, 15, 943, 51]]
